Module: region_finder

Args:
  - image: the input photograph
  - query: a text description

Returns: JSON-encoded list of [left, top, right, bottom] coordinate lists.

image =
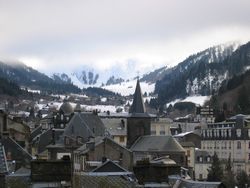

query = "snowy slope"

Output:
[[166, 95, 211, 107], [102, 79, 155, 96]]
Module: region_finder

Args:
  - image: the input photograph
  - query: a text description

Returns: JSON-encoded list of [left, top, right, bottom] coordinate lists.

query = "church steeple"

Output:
[[129, 79, 146, 115], [126, 79, 151, 148]]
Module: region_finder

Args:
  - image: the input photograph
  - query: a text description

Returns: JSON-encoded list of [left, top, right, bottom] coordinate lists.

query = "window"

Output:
[[199, 157, 203, 162], [207, 156, 211, 162], [237, 141, 241, 149], [65, 137, 70, 145], [248, 141, 250, 149], [187, 150, 190, 157], [119, 136, 125, 143], [160, 130, 165, 135], [199, 174, 203, 180], [236, 129, 241, 137], [248, 153, 250, 160]]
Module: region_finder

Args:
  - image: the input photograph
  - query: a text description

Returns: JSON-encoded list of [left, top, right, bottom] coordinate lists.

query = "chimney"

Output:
[[3, 114, 7, 132], [52, 129, 55, 145]]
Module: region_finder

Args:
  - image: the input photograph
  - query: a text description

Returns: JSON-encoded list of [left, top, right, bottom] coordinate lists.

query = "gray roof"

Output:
[[30, 125, 42, 141], [76, 175, 135, 188], [75, 136, 131, 155], [1, 137, 32, 166], [63, 112, 105, 143], [91, 160, 129, 173], [176, 179, 223, 188], [101, 118, 127, 136], [129, 80, 149, 117], [130, 135, 185, 153], [35, 128, 64, 153]]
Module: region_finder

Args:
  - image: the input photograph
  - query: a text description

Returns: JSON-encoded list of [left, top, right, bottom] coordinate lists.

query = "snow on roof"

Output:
[[173, 131, 194, 137]]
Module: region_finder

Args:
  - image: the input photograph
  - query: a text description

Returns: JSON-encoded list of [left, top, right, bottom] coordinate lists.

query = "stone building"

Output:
[[74, 136, 133, 172], [201, 114, 250, 175]]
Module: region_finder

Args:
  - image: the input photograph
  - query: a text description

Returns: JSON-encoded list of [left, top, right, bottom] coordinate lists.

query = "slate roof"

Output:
[[175, 178, 224, 188], [77, 175, 135, 188], [1, 137, 32, 166], [63, 112, 105, 142], [101, 118, 127, 136], [129, 80, 150, 118], [92, 160, 129, 173], [75, 136, 131, 155], [30, 125, 42, 141], [130, 135, 185, 153], [33, 128, 64, 153]]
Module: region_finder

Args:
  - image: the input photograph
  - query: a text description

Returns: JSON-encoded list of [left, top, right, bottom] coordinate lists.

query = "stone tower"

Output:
[[127, 80, 151, 148]]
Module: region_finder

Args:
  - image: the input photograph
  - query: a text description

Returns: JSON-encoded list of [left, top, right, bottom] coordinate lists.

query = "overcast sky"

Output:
[[1, 0, 250, 77]]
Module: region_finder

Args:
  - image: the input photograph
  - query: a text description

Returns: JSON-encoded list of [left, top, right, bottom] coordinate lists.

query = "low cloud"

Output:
[[0, 0, 250, 77]]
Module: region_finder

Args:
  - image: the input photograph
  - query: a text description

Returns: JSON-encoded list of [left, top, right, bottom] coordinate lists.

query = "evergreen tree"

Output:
[[222, 155, 235, 188], [236, 170, 249, 188], [207, 152, 223, 181]]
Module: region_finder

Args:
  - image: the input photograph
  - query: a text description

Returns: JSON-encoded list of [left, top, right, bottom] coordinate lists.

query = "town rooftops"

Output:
[[130, 135, 185, 153], [63, 112, 105, 142]]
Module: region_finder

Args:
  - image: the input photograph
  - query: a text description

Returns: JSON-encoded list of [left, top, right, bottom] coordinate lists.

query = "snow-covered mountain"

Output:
[[0, 60, 81, 93], [51, 70, 100, 88], [47, 41, 250, 105], [155, 41, 250, 105]]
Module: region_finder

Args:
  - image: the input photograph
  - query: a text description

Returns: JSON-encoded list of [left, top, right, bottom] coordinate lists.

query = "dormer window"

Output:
[[77, 136, 83, 144]]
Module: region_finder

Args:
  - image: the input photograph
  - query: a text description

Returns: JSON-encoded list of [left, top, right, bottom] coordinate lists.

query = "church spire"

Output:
[[129, 79, 146, 114]]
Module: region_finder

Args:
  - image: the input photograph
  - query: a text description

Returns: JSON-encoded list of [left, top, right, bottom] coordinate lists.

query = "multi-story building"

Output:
[[150, 118, 172, 135], [195, 106, 215, 123], [201, 114, 250, 175]]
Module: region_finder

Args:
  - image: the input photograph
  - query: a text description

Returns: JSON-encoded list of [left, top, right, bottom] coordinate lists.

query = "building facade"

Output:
[[201, 114, 250, 175]]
